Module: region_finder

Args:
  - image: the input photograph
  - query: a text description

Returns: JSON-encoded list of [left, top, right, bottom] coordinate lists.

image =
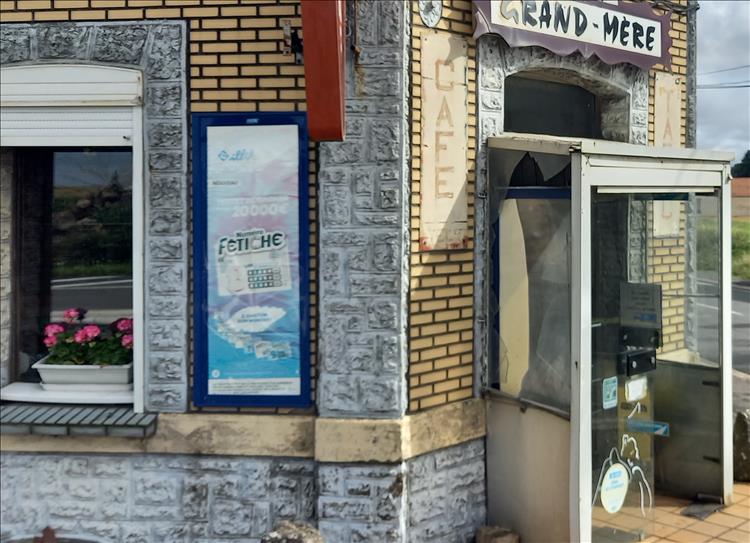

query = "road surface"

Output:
[[51, 275, 132, 322]]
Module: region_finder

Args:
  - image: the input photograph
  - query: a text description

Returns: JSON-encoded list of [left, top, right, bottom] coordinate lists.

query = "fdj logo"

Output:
[[218, 149, 253, 161]]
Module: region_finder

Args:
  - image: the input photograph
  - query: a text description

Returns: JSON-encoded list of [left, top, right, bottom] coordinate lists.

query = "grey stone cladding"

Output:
[[318, 463, 406, 542], [316, 439, 486, 543], [0, 452, 315, 543], [472, 35, 649, 393], [406, 439, 486, 543], [0, 22, 189, 412], [316, 0, 411, 418], [1, 441, 485, 543]]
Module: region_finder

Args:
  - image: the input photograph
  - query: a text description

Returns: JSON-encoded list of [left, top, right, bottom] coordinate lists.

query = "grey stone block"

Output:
[[212, 500, 252, 536], [37, 25, 91, 59], [150, 209, 183, 235], [183, 481, 209, 520], [148, 121, 182, 149], [0, 27, 31, 64], [148, 265, 183, 293], [318, 497, 371, 521], [321, 231, 368, 247], [149, 296, 185, 319], [320, 142, 363, 166], [149, 352, 185, 383], [149, 238, 183, 260], [146, 84, 183, 118], [149, 150, 183, 172], [370, 120, 400, 161], [147, 25, 183, 80], [93, 25, 148, 64], [147, 320, 184, 349], [152, 524, 190, 543], [146, 385, 187, 411], [149, 175, 183, 208]]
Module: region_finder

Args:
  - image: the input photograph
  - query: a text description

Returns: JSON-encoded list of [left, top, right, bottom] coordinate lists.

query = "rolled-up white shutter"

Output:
[[1, 106, 134, 147], [0, 64, 142, 147]]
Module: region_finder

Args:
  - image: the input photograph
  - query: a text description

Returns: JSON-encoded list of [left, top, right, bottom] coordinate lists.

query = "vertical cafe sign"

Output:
[[420, 31, 469, 251], [193, 113, 309, 407], [473, 0, 671, 70]]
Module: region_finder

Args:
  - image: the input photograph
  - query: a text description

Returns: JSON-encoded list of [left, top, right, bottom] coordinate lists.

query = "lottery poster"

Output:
[[197, 119, 308, 404]]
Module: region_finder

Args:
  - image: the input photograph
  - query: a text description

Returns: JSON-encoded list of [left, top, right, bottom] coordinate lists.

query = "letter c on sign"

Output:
[[435, 60, 455, 91]]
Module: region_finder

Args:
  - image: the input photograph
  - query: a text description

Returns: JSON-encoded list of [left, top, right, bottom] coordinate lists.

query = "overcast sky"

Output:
[[697, 0, 750, 163]]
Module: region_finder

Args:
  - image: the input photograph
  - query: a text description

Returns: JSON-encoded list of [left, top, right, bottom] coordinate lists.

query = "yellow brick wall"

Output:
[[409, 0, 476, 412], [647, 205, 688, 354], [2, 0, 693, 415], [647, 1, 690, 355], [407, 0, 691, 413], [0, 0, 317, 413]]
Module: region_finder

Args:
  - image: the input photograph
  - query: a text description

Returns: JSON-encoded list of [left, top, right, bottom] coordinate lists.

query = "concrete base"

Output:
[[486, 398, 571, 543]]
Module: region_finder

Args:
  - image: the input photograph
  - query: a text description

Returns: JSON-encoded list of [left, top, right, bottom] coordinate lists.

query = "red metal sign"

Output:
[[301, 0, 346, 141]]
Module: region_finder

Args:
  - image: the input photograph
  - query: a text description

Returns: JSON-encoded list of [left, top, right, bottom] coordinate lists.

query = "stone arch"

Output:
[[472, 35, 650, 392]]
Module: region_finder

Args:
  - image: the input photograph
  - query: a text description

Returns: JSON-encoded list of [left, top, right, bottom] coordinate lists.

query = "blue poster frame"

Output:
[[192, 112, 310, 408]]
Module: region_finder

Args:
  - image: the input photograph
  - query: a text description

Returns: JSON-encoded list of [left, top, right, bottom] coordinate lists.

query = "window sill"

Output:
[[0, 382, 133, 404], [0, 401, 156, 438]]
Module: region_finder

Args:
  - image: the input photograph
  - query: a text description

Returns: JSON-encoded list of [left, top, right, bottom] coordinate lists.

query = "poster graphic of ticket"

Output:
[[205, 124, 301, 396]]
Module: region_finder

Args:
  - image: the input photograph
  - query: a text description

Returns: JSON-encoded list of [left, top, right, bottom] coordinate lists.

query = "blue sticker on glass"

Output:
[[626, 419, 670, 437], [603, 376, 618, 410]]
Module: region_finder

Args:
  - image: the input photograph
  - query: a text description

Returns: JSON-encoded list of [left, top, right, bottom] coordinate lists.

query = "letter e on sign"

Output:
[[420, 32, 468, 251]]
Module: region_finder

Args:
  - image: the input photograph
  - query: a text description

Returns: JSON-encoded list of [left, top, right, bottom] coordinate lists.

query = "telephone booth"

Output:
[[484, 134, 734, 542]]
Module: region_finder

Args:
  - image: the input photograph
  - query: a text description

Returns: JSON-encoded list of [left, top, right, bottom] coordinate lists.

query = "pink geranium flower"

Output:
[[74, 325, 101, 343], [74, 329, 89, 343], [115, 318, 134, 333], [81, 325, 101, 340], [121, 334, 134, 349], [44, 323, 65, 336], [43, 335, 58, 347], [63, 307, 87, 323]]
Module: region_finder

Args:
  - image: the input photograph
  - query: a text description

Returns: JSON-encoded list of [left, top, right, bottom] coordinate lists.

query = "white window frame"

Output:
[[0, 64, 145, 412]]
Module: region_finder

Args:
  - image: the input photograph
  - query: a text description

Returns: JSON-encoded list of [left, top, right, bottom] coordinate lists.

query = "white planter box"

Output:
[[32, 359, 133, 391]]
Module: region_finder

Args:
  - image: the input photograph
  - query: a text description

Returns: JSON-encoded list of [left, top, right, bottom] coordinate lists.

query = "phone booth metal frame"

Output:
[[484, 134, 734, 542]]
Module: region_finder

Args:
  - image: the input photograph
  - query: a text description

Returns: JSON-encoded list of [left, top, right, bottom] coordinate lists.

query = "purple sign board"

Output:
[[473, 0, 672, 70]]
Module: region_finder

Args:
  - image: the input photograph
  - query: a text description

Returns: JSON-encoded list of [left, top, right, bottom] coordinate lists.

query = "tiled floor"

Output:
[[592, 483, 750, 542]]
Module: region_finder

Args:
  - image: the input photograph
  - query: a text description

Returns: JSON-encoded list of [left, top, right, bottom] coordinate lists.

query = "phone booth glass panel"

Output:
[[485, 135, 734, 543]]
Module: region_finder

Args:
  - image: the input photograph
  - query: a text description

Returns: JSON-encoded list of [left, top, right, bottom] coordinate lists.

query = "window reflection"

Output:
[[16, 148, 133, 372]]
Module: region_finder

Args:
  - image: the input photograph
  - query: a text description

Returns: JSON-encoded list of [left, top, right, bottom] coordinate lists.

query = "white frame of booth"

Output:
[[486, 134, 734, 542]]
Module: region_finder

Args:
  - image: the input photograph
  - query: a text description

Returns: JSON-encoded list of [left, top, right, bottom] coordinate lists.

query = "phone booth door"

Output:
[[571, 144, 734, 542]]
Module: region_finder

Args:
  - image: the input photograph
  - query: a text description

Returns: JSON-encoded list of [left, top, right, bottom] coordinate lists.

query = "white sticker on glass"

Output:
[[600, 463, 629, 514], [626, 375, 648, 403]]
